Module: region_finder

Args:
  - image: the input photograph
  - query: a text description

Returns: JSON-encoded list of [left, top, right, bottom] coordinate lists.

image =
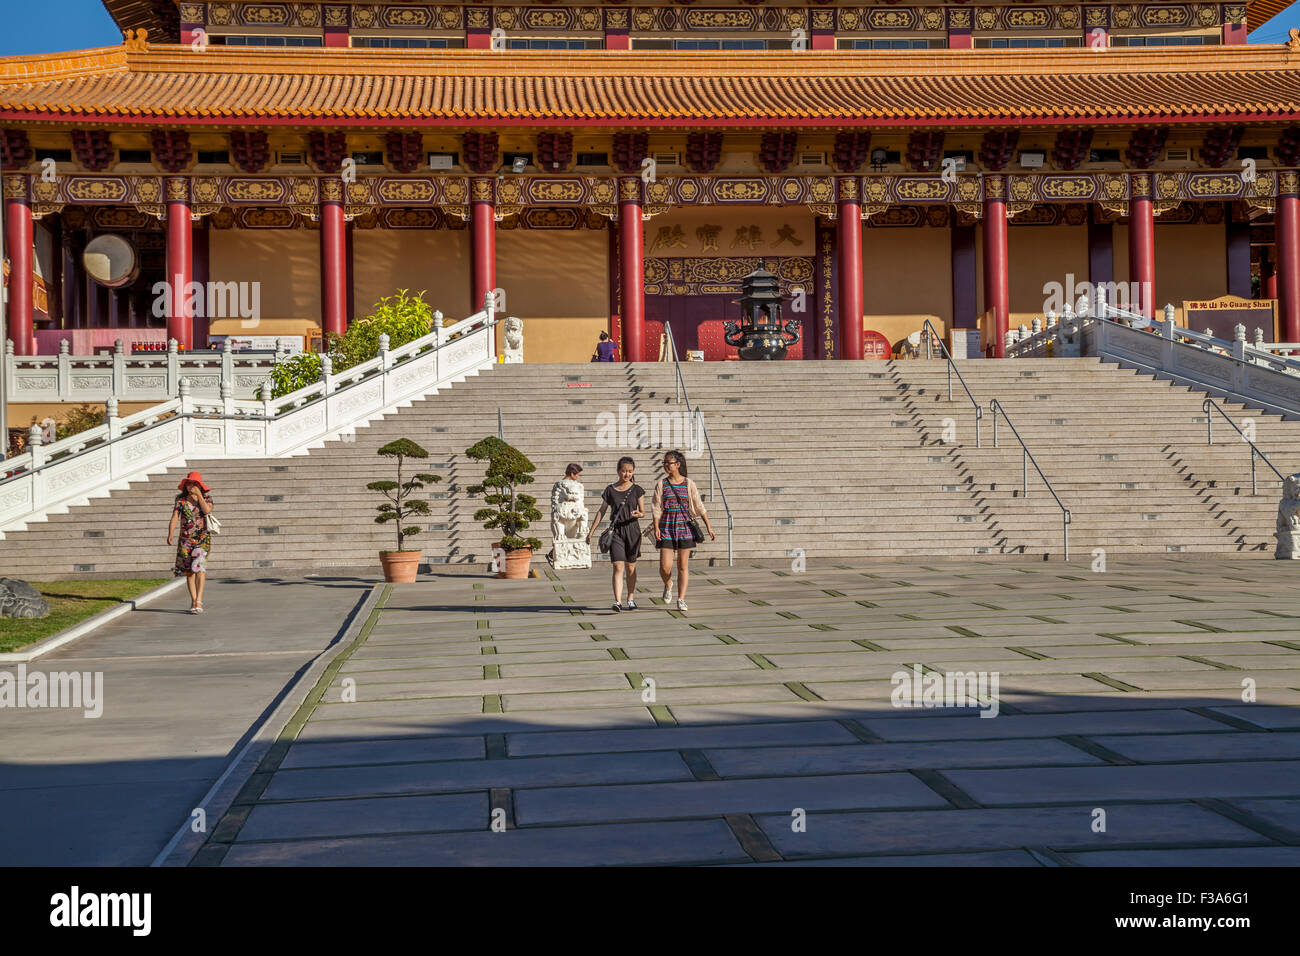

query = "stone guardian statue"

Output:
[[549, 470, 591, 570], [1276, 473, 1300, 559], [503, 316, 524, 364]]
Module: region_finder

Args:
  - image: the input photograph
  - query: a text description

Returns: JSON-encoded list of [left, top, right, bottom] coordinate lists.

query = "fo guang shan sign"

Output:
[[1181, 296, 1278, 343]]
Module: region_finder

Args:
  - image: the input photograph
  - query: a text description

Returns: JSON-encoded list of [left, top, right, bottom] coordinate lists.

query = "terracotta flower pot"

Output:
[[497, 546, 533, 580], [380, 550, 422, 583]]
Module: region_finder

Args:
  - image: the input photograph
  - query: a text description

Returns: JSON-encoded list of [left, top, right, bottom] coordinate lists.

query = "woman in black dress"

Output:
[[586, 456, 645, 612]]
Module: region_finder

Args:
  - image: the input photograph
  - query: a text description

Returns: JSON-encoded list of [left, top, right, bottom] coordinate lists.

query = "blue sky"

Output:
[[0, 0, 1297, 55]]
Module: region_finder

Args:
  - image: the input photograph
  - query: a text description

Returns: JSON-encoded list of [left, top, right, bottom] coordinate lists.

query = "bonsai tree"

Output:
[[368, 438, 441, 552], [465, 436, 543, 551]]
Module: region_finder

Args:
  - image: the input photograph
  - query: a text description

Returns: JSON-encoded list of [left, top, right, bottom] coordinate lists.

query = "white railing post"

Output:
[[27, 425, 45, 469], [261, 380, 275, 419], [484, 292, 495, 363], [1095, 285, 1108, 320], [113, 339, 126, 395], [432, 311, 444, 379], [220, 376, 236, 452], [3, 339, 13, 403], [378, 332, 392, 371], [1255, 327, 1266, 349], [178, 377, 195, 450], [320, 354, 334, 395], [57, 340, 72, 400], [105, 397, 122, 441], [167, 338, 180, 395]]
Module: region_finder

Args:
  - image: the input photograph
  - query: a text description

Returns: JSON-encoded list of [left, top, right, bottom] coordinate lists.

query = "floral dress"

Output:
[[173, 493, 213, 576], [657, 479, 696, 550]]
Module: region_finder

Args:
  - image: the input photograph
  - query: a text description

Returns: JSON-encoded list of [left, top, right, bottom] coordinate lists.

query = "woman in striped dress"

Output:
[[653, 450, 715, 612]]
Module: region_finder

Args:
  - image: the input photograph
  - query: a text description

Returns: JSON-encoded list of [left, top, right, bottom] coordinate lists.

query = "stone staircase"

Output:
[[0, 357, 1293, 578]]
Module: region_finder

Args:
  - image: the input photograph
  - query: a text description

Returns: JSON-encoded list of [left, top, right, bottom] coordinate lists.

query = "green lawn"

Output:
[[0, 579, 168, 653]]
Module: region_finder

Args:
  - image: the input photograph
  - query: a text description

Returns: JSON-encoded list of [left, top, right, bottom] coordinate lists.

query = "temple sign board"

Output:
[[1181, 296, 1278, 343]]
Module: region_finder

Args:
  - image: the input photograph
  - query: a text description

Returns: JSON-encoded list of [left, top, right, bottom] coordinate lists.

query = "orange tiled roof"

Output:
[[1, 44, 1299, 126], [1249, 0, 1291, 32]]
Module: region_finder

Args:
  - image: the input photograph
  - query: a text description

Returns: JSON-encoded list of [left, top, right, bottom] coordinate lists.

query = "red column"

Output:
[[983, 175, 1010, 358], [836, 177, 863, 360], [3, 175, 35, 355], [1129, 174, 1156, 319], [192, 218, 211, 347], [1278, 178, 1300, 342], [470, 177, 496, 318], [607, 220, 622, 351], [165, 177, 193, 349], [618, 177, 644, 363], [1262, 251, 1278, 301], [320, 179, 348, 337]]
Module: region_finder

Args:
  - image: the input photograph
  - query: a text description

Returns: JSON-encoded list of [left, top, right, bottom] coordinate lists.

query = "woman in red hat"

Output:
[[168, 472, 214, 613]]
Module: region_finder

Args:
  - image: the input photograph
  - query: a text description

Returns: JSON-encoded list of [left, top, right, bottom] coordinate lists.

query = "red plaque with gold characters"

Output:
[[862, 330, 891, 360]]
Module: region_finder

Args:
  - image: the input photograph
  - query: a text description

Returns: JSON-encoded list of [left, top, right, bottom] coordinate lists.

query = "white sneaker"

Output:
[[677, 598, 689, 612], [626, 598, 637, 610], [662, 585, 673, 603]]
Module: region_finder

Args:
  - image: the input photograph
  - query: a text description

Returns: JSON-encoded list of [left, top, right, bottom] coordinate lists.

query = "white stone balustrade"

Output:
[[0, 299, 498, 537], [4, 336, 277, 403]]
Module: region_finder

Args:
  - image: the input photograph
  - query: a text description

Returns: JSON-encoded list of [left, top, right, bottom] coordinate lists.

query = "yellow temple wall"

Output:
[[497, 228, 609, 363], [862, 226, 952, 350], [1155, 223, 1228, 323], [209, 229, 320, 320], [352, 230, 472, 321]]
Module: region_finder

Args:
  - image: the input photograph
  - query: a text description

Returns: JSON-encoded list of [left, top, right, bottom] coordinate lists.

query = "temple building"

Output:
[[1, 0, 1298, 364]]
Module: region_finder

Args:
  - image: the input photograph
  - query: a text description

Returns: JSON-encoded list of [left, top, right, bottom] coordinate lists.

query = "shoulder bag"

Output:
[[667, 480, 705, 544]]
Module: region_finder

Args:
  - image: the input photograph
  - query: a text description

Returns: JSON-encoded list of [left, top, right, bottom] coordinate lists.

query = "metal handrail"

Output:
[[988, 398, 1073, 560], [1202, 398, 1285, 495], [921, 319, 983, 447], [662, 321, 734, 566]]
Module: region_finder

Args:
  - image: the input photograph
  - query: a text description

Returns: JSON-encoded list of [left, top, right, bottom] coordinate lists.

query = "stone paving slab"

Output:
[[703, 739, 1104, 777], [722, 849, 1044, 867], [754, 804, 1268, 859], [292, 707, 659, 741], [514, 772, 950, 826], [1064, 846, 1300, 866], [189, 557, 1300, 866], [280, 735, 486, 770], [221, 819, 750, 866], [263, 751, 694, 800], [944, 760, 1300, 805], [506, 720, 858, 757], [237, 793, 488, 842], [1092, 733, 1300, 763]]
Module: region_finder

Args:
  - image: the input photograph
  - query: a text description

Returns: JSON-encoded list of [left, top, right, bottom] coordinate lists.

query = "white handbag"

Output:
[[206, 512, 222, 535]]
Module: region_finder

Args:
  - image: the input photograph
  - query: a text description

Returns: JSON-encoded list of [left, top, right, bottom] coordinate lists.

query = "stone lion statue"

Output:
[[1277, 473, 1300, 559], [503, 316, 524, 363], [549, 477, 591, 569]]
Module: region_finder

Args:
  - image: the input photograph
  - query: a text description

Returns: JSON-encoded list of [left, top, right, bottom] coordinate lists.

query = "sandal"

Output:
[[193, 602, 204, 614]]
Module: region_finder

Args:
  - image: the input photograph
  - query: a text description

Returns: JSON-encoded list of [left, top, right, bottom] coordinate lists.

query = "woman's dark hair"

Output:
[[664, 450, 688, 478], [617, 456, 635, 471], [599, 332, 610, 341]]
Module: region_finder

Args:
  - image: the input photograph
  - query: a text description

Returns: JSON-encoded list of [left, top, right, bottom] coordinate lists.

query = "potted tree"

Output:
[[368, 438, 441, 583], [465, 436, 543, 579]]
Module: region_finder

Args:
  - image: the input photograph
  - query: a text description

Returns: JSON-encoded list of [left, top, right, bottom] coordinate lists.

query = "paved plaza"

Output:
[[175, 557, 1300, 867]]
